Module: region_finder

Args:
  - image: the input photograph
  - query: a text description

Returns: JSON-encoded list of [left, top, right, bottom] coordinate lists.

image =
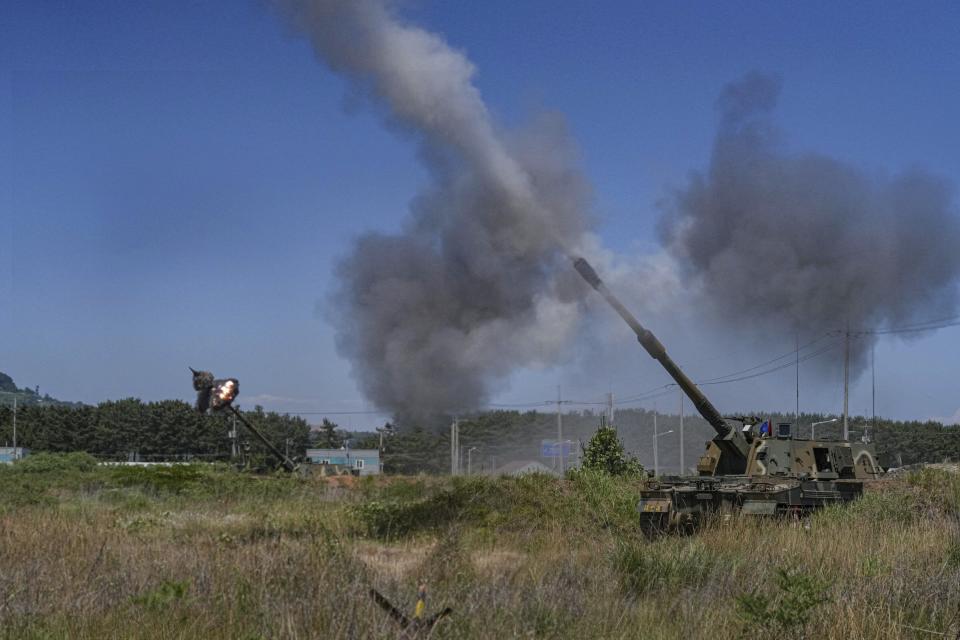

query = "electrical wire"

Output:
[[613, 309, 960, 403], [609, 338, 842, 406], [698, 339, 843, 385], [612, 336, 839, 403], [862, 316, 960, 335], [285, 410, 386, 415], [697, 333, 832, 383], [267, 312, 960, 417]]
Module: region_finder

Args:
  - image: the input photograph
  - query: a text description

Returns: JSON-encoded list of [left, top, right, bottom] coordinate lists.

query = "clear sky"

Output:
[[2, 1, 959, 427]]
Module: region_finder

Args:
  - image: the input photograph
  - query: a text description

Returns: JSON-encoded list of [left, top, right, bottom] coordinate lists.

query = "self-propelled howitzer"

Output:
[[573, 257, 883, 534]]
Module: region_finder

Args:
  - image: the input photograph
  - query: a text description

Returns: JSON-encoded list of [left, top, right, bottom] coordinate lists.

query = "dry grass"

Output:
[[0, 462, 957, 639]]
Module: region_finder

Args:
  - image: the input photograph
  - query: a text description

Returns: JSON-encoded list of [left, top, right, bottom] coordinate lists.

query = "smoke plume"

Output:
[[278, 0, 591, 419], [660, 72, 960, 367]]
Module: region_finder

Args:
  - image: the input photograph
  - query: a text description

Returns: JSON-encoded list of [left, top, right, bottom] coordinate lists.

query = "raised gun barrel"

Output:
[[573, 257, 732, 439]]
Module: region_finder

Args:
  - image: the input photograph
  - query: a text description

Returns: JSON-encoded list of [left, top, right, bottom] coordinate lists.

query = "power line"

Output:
[[697, 333, 832, 383], [699, 339, 844, 386], [615, 310, 960, 403], [864, 318, 960, 335], [613, 337, 839, 402], [610, 338, 843, 406], [486, 401, 553, 408], [285, 410, 386, 415], [268, 313, 960, 418], [616, 384, 679, 404], [834, 314, 960, 336]]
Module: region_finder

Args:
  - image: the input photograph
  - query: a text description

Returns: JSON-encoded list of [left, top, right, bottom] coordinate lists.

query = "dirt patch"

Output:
[[471, 550, 526, 576], [355, 541, 436, 579], [313, 474, 361, 488]]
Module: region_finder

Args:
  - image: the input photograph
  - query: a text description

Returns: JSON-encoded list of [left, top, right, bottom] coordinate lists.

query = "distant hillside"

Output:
[[0, 371, 83, 408]]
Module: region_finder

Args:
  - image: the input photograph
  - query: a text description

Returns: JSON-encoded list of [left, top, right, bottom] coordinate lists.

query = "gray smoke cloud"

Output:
[[277, 0, 591, 419], [660, 72, 960, 369]]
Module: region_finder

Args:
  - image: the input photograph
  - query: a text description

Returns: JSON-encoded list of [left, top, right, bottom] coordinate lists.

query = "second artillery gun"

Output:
[[572, 257, 882, 534]]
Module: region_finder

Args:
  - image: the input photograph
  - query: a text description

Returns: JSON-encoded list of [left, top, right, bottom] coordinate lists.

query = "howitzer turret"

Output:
[[572, 256, 882, 535]]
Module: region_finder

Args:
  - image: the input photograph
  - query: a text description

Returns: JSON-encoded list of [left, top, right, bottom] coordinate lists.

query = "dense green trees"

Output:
[[0, 396, 956, 473], [0, 400, 309, 462], [369, 409, 960, 475], [310, 418, 346, 449]]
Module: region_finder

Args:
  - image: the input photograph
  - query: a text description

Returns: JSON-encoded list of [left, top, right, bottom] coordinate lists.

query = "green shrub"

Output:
[[374, 478, 429, 501], [946, 539, 960, 569], [0, 453, 99, 511], [614, 540, 715, 595], [352, 472, 648, 541], [818, 490, 916, 525], [736, 565, 831, 635], [132, 579, 191, 611], [908, 467, 960, 512], [580, 426, 644, 476], [351, 476, 493, 539], [907, 467, 954, 491], [857, 555, 891, 577], [106, 463, 304, 499], [569, 467, 643, 533], [12, 452, 98, 473], [109, 464, 213, 494], [0, 479, 58, 510], [114, 513, 163, 532]]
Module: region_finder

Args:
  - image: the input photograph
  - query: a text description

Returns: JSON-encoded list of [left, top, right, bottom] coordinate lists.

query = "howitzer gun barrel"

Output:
[[573, 257, 731, 438]]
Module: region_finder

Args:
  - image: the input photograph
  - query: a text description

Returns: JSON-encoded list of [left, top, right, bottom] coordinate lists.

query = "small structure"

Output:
[[489, 460, 558, 477], [305, 448, 380, 476], [0, 447, 29, 464]]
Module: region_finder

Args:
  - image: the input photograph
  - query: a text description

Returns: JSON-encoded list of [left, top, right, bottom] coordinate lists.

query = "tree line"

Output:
[[0, 399, 310, 463], [0, 399, 956, 472], [367, 408, 960, 474]]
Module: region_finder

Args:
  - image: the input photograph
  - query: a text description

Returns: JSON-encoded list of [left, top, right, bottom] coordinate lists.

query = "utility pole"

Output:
[[653, 403, 658, 475], [607, 392, 614, 427], [12, 397, 17, 458], [556, 385, 564, 474], [456, 419, 459, 475], [679, 390, 684, 475], [467, 446, 477, 475], [843, 322, 850, 441], [230, 413, 238, 459], [450, 418, 459, 475], [795, 331, 800, 429], [651, 409, 673, 478], [871, 342, 876, 436]]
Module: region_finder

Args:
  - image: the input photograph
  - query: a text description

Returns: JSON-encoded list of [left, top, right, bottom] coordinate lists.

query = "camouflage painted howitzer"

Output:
[[572, 257, 882, 535]]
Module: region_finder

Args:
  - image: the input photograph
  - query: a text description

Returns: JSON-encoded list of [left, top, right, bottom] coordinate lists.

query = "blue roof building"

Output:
[[0, 447, 29, 464], [305, 448, 380, 475]]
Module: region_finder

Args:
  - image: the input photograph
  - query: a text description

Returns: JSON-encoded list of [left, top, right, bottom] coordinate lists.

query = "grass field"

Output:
[[1, 454, 958, 639]]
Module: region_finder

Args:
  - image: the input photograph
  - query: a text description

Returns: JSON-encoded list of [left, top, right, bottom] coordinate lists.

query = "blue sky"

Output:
[[2, 1, 959, 427]]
